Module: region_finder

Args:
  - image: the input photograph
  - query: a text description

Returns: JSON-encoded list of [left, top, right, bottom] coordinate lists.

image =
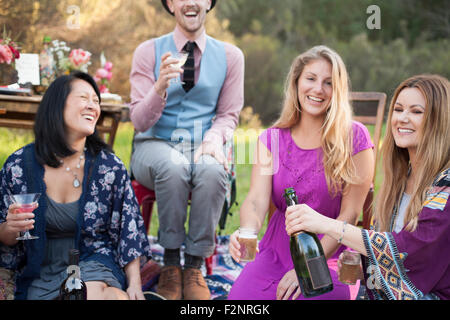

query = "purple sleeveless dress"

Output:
[[228, 121, 373, 300]]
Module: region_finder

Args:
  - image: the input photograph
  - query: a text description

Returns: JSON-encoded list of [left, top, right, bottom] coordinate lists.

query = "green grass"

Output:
[[0, 122, 384, 238], [112, 122, 134, 169], [0, 128, 35, 165]]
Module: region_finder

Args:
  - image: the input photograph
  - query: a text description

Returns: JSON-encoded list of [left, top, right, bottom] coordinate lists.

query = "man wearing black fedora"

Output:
[[129, 0, 244, 300]]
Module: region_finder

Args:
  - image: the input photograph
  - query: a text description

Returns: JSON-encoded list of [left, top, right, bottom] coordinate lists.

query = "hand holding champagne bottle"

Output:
[[284, 188, 333, 298], [285, 201, 331, 236]]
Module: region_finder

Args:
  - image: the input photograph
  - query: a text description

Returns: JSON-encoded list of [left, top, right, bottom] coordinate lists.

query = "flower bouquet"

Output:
[[69, 48, 92, 72], [94, 52, 113, 93], [0, 26, 21, 85], [49, 40, 91, 76]]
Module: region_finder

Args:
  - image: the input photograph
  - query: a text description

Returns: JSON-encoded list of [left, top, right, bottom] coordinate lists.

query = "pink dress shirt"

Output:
[[129, 26, 245, 146]]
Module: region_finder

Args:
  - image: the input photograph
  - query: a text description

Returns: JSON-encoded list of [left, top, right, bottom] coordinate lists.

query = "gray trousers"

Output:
[[131, 137, 227, 258]]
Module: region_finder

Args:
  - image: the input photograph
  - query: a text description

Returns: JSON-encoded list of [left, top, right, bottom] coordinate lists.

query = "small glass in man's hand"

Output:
[[169, 51, 188, 84]]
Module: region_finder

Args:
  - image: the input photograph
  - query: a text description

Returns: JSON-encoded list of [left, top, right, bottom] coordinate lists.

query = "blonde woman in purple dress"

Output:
[[228, 45, 374, 300]]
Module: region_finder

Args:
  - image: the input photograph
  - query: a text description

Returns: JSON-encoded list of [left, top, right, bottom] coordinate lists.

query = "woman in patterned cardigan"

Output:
[[0, 72, 151, 300], [285, 74, 450, 299]]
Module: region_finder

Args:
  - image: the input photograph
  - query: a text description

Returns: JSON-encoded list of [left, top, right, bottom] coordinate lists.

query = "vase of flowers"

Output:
[[49, 40, 91, 77], [69, 48, 92, 72], [0, 26, 20, 85], [94, 52, 113, 93]]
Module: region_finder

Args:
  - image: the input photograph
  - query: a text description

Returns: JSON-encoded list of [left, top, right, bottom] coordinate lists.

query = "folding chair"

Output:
[[351, 92, 387, 229]]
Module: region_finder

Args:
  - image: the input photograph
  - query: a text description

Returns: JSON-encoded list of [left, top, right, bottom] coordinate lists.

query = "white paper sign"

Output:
[[15, 53, 40, 85]]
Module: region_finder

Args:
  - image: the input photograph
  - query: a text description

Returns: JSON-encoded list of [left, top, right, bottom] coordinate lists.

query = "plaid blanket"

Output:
[[141, 235, 245, 300], [0, 268, 15, 300]]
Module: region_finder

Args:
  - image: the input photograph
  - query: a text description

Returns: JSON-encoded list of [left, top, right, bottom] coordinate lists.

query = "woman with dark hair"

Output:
[[33, 71, 111, 168], [0, 71, 151, 300]]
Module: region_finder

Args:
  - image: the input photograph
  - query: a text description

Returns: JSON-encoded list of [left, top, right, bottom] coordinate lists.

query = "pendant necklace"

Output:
[[60, 148, 86, 188]]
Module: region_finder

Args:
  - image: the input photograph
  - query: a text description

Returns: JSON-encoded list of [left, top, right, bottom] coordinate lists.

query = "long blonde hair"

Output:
[[273, 45, 356, 195], [374, 74, 450, 232]]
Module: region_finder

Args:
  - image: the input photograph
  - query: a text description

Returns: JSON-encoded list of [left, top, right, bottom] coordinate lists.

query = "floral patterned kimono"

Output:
[[361, 168, 450, 300], [0, 143, 152, 299]]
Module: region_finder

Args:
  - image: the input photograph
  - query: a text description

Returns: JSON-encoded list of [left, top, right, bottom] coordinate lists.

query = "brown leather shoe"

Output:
[[182, 268, 211, 300], [156, 265, 182, 300]]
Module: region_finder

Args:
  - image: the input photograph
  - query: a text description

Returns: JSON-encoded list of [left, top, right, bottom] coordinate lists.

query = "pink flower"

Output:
[[8, 43, 20, 59], [104, 61, 113, 71], [69, 48, 91, 67], [95, 68, 109, 79], [99, 84, 109, 93], [0, 44, 13, 64], [106, 71, 113, 80]]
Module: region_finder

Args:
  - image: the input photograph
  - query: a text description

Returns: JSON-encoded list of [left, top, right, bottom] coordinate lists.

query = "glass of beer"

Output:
[[238, 227, 257, 262], [338, 249, 361, 285]]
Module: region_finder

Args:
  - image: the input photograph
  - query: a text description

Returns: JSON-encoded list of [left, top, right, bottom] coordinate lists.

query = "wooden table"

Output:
[[0, 94, 129, 147]]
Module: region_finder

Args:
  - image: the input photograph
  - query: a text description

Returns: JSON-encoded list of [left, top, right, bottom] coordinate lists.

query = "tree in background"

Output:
[[0, 0, 234, 100], [0, 0, 448, 125], [217, 0, 449, 124]]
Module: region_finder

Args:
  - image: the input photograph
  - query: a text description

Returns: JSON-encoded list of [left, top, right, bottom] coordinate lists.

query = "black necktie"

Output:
[[182, 41, 195, 92]]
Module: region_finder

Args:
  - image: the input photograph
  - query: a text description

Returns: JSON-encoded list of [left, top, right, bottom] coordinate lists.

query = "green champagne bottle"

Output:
[[284, 187, 333, 298]]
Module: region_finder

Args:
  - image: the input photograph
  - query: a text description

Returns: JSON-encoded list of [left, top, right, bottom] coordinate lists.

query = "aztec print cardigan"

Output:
[[362, 168, 450, 300], [0, 143, 152, 299]]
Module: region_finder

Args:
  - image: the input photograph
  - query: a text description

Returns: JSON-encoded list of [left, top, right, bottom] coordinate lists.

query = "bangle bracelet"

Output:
[[338, 221, 347, 244]]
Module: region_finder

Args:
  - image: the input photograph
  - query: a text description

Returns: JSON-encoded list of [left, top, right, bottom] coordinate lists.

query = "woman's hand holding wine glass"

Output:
[[5, 203, 35, 233], [5, 193, 40, 241]]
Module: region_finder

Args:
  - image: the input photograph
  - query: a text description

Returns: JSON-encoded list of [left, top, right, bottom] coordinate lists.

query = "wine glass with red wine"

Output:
[[9, 193, 41, 240]]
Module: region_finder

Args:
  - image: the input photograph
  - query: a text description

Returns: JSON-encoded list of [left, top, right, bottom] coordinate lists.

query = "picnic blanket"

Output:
[[140, 235, 364, 300], [141, 235, 245, 300]]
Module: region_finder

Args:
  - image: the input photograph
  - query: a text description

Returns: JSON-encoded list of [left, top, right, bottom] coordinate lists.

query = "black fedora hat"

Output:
[[161, 0, 217, 15]]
